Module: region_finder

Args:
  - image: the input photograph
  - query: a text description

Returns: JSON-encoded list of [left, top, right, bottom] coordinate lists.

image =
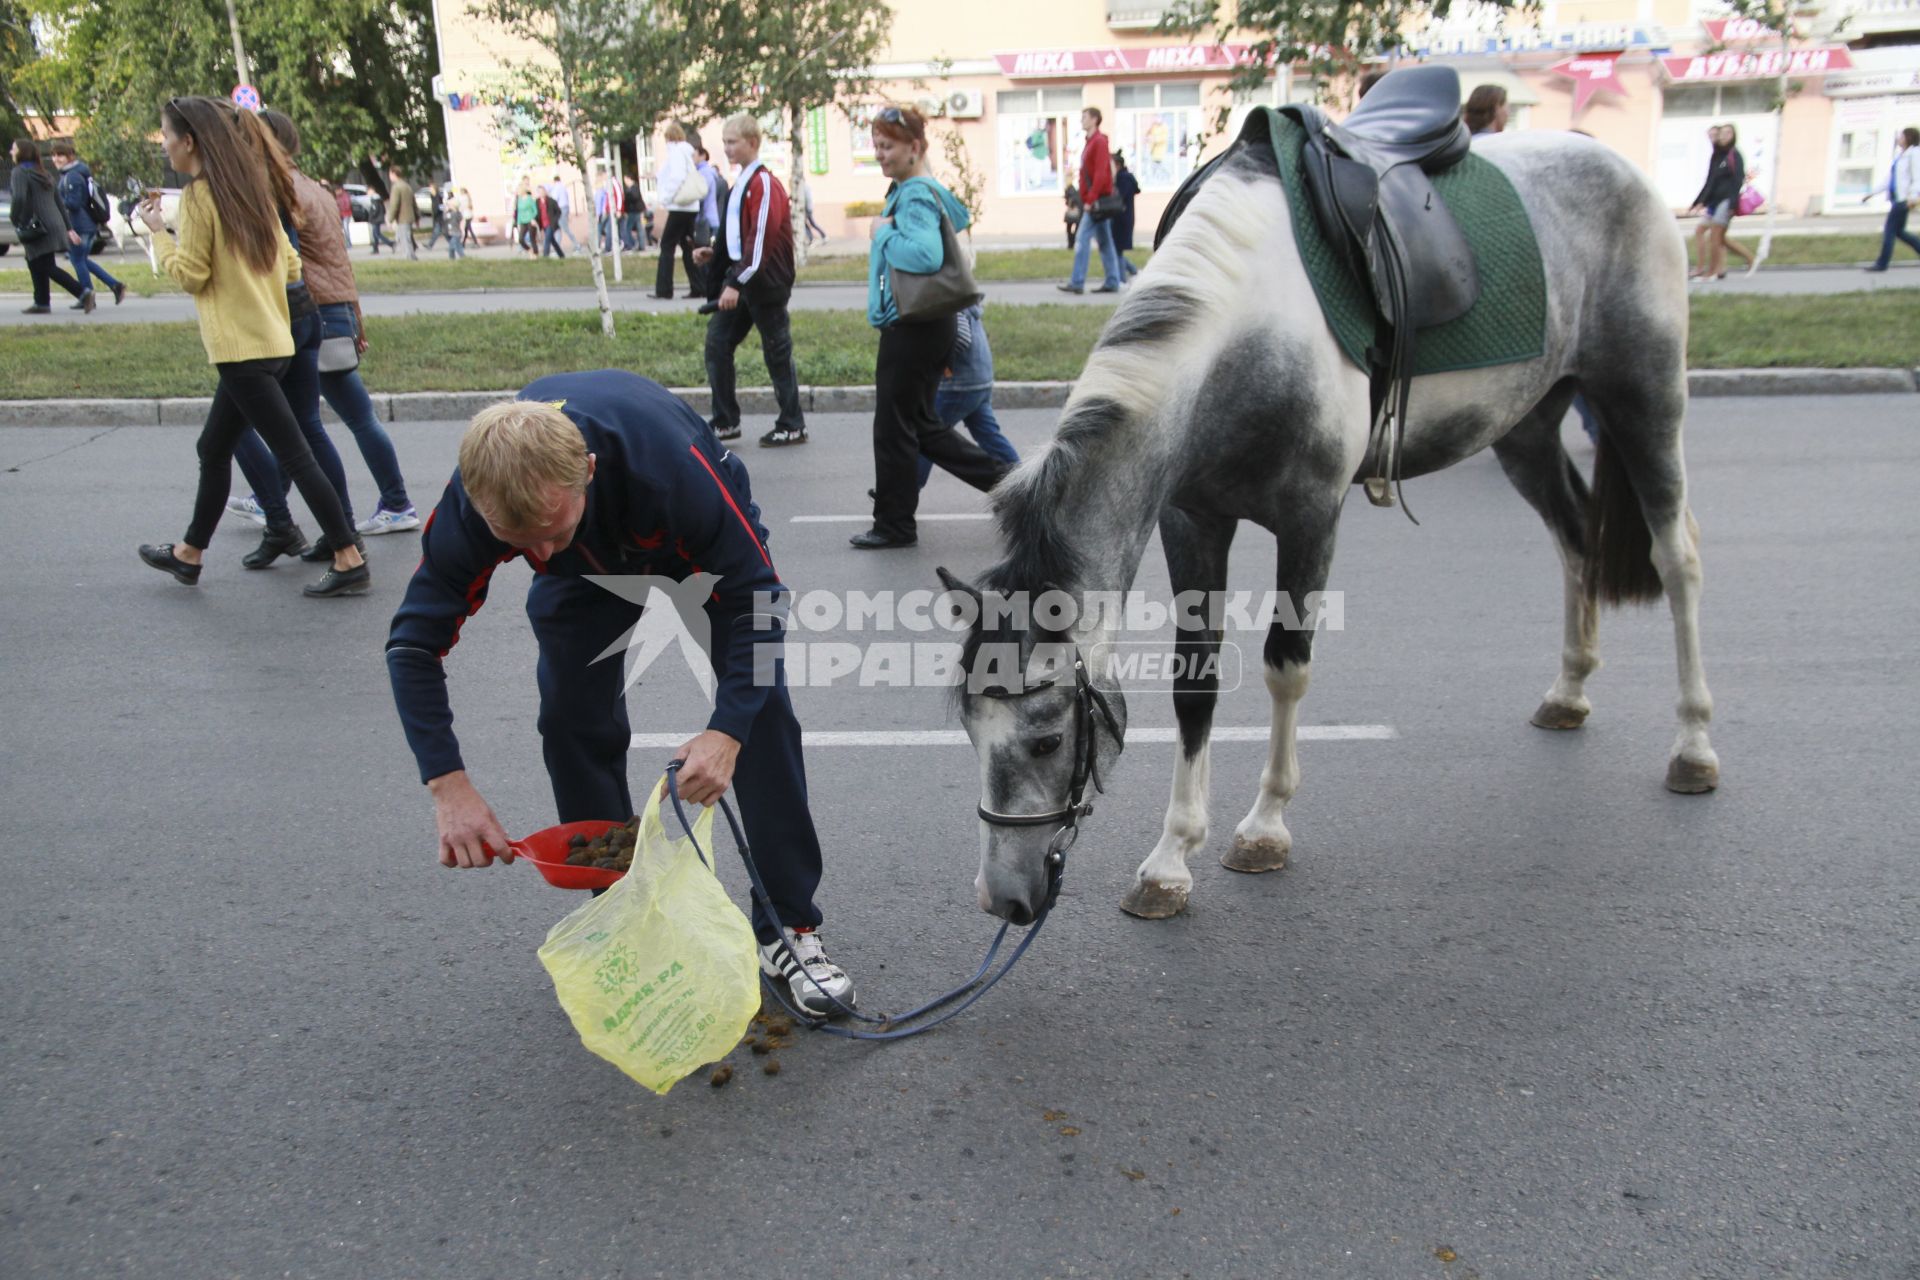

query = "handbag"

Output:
[[888, 196, 984, 323], [672, 168, 710, 207], [318, 335, 359, 373], [1736, 183, 1765, 216], [1087, 192, 1125, 222]]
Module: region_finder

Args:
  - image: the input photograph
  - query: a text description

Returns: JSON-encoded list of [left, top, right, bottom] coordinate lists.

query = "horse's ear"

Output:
[[935, 566, 983, 626]]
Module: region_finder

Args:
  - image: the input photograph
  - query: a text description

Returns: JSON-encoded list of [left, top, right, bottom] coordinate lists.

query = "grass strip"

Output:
[[3, 295, 1913, 401], [2, 232, 1891, 298]]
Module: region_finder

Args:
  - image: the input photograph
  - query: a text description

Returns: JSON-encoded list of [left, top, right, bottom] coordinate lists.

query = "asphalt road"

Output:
[[3, 398, 1917, 1278]]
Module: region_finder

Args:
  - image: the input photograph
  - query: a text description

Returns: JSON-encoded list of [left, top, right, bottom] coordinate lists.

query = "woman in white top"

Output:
[[653, 120, 705, 299]]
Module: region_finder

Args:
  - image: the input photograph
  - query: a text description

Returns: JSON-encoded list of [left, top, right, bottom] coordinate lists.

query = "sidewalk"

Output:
[[4, 368, 1914, 428], [2, 263, 1914, 328]]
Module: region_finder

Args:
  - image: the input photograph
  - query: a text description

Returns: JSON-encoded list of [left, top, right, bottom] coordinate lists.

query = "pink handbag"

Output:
[[1736, 183, 1765, 216]]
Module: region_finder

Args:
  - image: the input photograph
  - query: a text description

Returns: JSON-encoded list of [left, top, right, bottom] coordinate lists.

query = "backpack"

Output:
[[85, 176, 112, 228]]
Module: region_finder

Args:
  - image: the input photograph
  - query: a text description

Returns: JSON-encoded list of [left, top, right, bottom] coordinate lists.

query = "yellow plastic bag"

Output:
[[537, 778, 759, 1094]]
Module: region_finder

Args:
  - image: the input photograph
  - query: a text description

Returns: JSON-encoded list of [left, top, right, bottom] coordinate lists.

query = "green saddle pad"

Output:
[[1258, 107, 1546, 377]]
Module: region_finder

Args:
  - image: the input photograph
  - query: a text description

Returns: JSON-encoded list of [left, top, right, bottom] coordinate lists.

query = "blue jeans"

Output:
[[236, 304, 411, 517], [234, 310, 356, 531], [1871, 201, 1920, 268], [65, 231, 122, 294], [1069, 215, 1121, 290], [920, 385, 1019, 487]]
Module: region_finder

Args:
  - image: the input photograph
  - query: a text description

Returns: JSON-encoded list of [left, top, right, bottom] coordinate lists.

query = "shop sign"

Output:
[[1661, 46, 1853, 81], [995, 44, 1277, 79], [1548, 51, 1627, 112], [1411, 24, 1664, 57], [1701, 16, 1807, 44], [1823, 68, 1920, 97]]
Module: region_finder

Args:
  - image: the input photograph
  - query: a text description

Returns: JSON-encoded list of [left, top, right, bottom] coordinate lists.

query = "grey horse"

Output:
[[941, 128, 1719, 925]]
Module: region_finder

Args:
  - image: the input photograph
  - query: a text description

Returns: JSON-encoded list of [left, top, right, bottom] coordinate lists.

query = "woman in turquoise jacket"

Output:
[[852, 105, 1012, 550]]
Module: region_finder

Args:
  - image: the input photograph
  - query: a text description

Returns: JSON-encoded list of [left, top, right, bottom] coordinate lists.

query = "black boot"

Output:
[[300, 531, 367, 563], [243, 523, 311, 570], [138, 543, 202, 585]]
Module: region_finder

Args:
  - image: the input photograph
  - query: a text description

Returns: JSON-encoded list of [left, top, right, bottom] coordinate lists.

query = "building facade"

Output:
[[429, 0, 1920, 242]]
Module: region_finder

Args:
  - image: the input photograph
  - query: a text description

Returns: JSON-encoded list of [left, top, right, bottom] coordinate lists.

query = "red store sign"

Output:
[[1661, 46, 1853, 81], [995, 45, 1270, 78]]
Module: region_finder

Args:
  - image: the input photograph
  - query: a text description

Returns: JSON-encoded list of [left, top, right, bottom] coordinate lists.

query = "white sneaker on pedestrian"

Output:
[[355, 504, 421, 535], [757, 927, 857, 1016], [226, 494, 268, 526]]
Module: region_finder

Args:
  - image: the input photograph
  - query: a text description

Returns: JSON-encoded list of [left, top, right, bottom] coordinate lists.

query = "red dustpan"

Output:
[[511, 819, 628, 891]]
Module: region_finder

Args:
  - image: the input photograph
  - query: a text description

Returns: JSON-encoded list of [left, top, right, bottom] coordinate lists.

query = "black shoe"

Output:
[[111, 282, 127, 305], [81, 288, 97, 313], [849, 528, 915, 550], [139, 543, 202, 585], [713, 423, 742, 441], [300, 532, 368, 563], [1863, 265, 1889, 273], [302, 562, 371, 598], [242, 523, 311, 570], [69, 298, 89, 310], [760, 426, 808, 447], [21, 305, 51, 315], [1056, 283, 1085, 294], [1092, 284, 1121, 293]]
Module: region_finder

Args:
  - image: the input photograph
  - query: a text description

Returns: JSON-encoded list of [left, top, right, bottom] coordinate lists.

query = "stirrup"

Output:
[[1364, 476, 1395, 507]]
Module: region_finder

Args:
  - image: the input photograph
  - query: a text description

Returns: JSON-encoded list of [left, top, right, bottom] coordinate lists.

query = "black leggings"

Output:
[[183, 359, 356, 552], [654, 210, 703, 297], [870, 316, 1007, 539], [27, 253, 86, 307]]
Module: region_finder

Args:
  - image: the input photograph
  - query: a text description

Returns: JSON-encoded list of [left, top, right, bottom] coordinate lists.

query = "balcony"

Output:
[[1822, 0, 1920, 35], [1107, 0, 1169, 29]]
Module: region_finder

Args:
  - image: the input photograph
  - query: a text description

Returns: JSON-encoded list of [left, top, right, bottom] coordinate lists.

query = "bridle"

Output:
[[972, 651, 1123, 911]]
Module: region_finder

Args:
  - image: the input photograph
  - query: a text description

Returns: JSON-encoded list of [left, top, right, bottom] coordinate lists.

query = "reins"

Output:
[[657, 650, 1117, 1042]]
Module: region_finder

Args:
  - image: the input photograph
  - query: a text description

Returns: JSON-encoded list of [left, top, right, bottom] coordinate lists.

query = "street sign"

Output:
[[232, 84, 261, 111]]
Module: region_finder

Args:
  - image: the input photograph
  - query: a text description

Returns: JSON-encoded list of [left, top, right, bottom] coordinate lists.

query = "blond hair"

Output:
[[458, 400, 591, 530], [723, 113, 761, 145], [663, 120, 686, 143]]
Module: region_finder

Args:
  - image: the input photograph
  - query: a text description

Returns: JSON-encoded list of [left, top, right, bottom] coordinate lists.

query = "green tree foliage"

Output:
[[1164, 0, 1477, 97], [13, 0, 442, 189]]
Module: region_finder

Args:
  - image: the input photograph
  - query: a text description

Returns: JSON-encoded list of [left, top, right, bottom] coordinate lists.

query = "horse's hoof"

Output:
[[1530, 699, 1589, 730], [1665, 754, 1720, 794], [1222, 834, 1290, 874], [1120, 879, 1190, 919]]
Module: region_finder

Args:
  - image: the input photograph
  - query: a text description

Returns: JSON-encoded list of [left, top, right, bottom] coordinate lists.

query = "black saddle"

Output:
[[1284, 66, 1480, 511]]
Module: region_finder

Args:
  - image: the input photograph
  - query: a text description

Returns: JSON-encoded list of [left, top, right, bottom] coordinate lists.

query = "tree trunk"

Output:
[[560, 70, 616, 339], [790, 101, 809, 272], [1752, 14, 1791, 272]]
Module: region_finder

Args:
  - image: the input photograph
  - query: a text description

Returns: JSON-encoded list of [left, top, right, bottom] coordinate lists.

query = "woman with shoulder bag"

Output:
[[9, 139, 92, 313], [852, 104, 1010, 551], [229, 110, 418, 549], [133, 96, 367, 597], [653, 121, 706, 298]]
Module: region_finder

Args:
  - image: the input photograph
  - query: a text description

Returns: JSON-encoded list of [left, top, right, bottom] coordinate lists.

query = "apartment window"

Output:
[[998, 88, 1086, 196], [1113, 81, 1205, 190]]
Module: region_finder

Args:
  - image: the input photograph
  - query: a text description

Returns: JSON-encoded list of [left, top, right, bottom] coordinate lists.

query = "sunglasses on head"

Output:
[[877, 106, 906, 124]]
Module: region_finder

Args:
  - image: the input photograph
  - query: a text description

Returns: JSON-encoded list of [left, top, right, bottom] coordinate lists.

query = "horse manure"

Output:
[[1043, 1110, 1068, 1123], [1122, 1168, 1146, 1181], [762, 1059, 782, 1076], [1433, 1247, 1457, 1263], [1058, 1126, 1082, 1137], [749, 1041, 772, 1056], [766, 1020, 793, 1037], [709, 1064, 733, 1087]]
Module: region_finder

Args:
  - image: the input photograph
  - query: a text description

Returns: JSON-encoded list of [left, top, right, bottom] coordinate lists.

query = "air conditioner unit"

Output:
[[915, 94, 947, 119], [948, 88, 985, 119]]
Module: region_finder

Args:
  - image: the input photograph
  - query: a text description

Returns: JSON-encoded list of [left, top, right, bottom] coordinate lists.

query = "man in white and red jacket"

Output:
[[694, 113, 809, 448], [1060, 106, 1123, 294]]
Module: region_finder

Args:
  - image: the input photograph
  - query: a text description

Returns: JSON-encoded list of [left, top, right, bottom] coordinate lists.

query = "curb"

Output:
[[2, 369, 1915, 428]]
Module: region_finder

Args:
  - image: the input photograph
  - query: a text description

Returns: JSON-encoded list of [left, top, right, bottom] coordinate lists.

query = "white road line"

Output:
[[789, 513, 992, 523], [629, 725, 1396, 748]]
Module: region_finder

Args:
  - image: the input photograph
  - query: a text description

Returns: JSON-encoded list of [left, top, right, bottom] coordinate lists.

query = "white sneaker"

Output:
[[757, 927, 856, 1016], [355, 505, 421, 535], [226, 494, 268, 526]]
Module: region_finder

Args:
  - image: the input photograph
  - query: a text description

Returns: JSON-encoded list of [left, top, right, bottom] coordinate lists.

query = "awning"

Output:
[[1451, 70, 1542, 107]]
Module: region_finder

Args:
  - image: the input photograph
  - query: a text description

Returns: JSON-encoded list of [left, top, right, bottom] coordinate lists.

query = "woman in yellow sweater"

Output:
[[135, 96, 369, 597]]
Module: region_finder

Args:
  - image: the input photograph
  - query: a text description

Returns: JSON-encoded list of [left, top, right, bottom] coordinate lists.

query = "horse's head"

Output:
[[938, 568, 1128, 924]]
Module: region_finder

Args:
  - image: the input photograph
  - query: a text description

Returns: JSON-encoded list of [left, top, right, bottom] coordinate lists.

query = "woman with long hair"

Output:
[[1464, 84, 1509, 135], [851, 104, 1010, 550], [8, 138, 92, 313], [653, 120, 705, 298], [134, 96, 367, 596], [1689, 123, 1747, 281]]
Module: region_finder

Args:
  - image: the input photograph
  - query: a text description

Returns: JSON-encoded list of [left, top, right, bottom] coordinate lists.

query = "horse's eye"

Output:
[[1032, 734, 1064, 757]]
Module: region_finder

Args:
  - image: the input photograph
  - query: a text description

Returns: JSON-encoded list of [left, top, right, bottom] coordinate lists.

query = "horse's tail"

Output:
[[1584, 434, 1665, 607]]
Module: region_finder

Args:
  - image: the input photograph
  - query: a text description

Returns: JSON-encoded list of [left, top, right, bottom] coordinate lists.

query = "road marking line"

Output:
[[790, 513, 992, 523], [629, 725, 1395, 748]]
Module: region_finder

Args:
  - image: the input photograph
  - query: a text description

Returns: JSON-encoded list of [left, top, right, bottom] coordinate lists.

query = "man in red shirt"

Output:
[[694, 114, 808, 447], [1059, 107, 1123, 294]]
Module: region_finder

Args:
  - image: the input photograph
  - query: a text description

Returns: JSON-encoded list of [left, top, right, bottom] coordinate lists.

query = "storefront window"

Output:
[[1657, 84, 1780, 209], [850, 105, 882, 175], [1829, 94, 1920, 209], [1114, 81, 1204, 189], [997, 88, 1085, 197]]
